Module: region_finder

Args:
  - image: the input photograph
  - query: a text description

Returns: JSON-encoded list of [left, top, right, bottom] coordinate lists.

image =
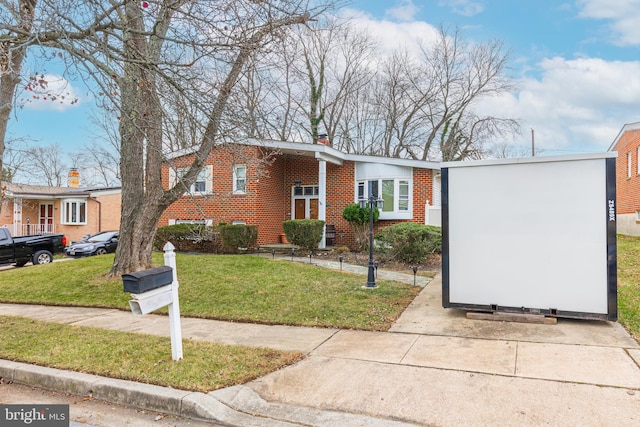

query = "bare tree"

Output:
[[1, 136, 33, 182], [23, 142, 67, 186], [414, 27, 519, 161], [0, 0, 324, 274], [84, 110, 121, 186], [0, 0, 37, 213], [286, 18, 376, 145]]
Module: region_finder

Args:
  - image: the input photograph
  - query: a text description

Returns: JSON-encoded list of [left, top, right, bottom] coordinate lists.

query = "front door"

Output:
[[294, 199, 306, 219], [40, 204, 54, 233], [293, 198, 319, 219]]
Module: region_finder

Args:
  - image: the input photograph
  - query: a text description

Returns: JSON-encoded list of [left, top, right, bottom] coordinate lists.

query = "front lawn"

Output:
[[0, 253, 421, 331], [617, 234, 640, 341], [0, 316, 303, 392]]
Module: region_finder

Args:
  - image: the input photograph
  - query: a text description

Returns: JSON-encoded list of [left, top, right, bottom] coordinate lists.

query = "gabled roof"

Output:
[[608, 121, 640, 151], [1, 182, 121, 198], [165, 138, 441, 170]]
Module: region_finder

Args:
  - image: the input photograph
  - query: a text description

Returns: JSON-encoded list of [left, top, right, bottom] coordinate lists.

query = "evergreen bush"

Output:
[[219, 224, 258, 253], [282, 219, 325, 251], [376, 223, 442, 263]]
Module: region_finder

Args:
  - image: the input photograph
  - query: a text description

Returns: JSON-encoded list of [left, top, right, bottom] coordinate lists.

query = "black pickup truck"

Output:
[[0, 228, 67, 267]]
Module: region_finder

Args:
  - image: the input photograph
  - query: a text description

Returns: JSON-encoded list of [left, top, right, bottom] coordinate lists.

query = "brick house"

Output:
[[160, 139, 441, 248], [609, 121, 640, 236], [0, 180, 121, 242]]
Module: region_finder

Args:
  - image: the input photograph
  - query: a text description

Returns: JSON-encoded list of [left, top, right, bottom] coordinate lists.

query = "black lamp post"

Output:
[[359, 181, 384, 288]]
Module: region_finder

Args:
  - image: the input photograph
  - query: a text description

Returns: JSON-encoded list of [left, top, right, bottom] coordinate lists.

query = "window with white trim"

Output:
[[61, 198, 87, 225], [358, 178, 412, 219], [293, 185, 319, 196], [169, 165, 213, 195], [637, 146, 640, 175], [628, 152, 633, 178], [233, 164, 246, 194]]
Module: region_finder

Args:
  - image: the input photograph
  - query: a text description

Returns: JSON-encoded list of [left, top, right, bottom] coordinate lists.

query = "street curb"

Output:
[[0, 359, 421, 426], [212, 385, 422, 426], [0, 359, 238, 424]]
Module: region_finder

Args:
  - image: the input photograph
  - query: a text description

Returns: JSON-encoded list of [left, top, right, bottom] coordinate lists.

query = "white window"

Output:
[[628, 152, 633, 178], [233, 164, 246, 194], [358, 178, 412, 220], [169, 165, 213, 195], [61, 199, 87, 225], [637, 146, 640, 175], [293, 185, 318, 196]]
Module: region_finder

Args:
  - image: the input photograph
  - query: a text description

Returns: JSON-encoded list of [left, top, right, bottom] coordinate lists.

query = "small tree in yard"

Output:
[[342, 203, 379, 251]]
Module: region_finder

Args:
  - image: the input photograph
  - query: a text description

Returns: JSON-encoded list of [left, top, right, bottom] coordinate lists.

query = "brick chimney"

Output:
[[68, 168, 80, 188], [317, 133, 330, 146]]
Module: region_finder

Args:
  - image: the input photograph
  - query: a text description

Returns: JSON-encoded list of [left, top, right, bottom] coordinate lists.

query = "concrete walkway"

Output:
[[1, 257, 640, 426]]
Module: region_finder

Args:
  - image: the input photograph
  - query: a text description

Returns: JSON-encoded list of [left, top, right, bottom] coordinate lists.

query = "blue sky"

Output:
[[8, 0, 640, 160], [343, 0, 640, 154]]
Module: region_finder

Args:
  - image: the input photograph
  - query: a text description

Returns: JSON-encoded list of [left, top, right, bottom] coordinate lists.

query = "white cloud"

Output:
[[438, 0, 485, 17], [385, 0, 420, 22], [341, 8, 439, 56], [19, 74, 82, 112], [577, 0, 640, 46], [480, 57, 640, 153]]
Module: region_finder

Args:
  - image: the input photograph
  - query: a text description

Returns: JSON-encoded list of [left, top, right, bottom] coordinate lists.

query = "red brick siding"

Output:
[[160, 146, 436, 247], [613, 129, 640, 214]]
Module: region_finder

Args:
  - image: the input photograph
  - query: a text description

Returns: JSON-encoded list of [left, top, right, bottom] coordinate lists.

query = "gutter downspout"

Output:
[[90, 197, 102, 232]]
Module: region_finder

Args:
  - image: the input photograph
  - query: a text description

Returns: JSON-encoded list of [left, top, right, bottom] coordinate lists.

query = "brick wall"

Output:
[[614, 128, 640, 214], [160, 145, 436, 247]]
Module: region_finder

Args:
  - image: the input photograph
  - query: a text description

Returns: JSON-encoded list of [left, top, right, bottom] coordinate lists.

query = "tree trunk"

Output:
[[109, 4, 311, 276], [0, 0, 37, 214], [109, 0, 155, 275]]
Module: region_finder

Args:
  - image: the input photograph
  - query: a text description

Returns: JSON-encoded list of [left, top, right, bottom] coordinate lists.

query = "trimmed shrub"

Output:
[[219, 224, 258, 253], [342, 203, 379, 251], [154, 224, 222, 253], [282, 219, 325, 251], [376, 223, 442, 263], [342, 203, 379, 225]]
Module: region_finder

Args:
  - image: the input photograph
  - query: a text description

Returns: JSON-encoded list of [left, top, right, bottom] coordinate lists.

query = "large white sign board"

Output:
[[442, 153, 617, 320]]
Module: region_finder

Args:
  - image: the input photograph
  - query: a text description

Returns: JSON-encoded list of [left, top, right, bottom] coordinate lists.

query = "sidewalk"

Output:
[[1, 258, 640, 426]]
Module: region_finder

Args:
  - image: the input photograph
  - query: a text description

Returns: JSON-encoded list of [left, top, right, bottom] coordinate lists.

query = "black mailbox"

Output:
[[122, 266, 173, 294]]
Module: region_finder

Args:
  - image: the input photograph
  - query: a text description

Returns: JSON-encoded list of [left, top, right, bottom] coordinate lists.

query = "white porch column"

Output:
[[318, 159, 327, 248]]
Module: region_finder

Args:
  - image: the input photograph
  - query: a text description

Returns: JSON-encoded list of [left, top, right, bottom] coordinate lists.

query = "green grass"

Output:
[[0, 253, 418, 393], [617, 234, 640, 341], [0, 316, 303, 392], [0, 253, 421, 331]]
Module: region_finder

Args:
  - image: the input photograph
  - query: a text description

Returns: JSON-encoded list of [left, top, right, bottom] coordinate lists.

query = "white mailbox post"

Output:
[[163, 242, 183, 361], [122, 242, 183, 360]]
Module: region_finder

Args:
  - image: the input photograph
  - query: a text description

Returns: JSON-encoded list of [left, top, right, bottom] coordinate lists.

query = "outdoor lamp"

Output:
[[359, 182, 384, 288]]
